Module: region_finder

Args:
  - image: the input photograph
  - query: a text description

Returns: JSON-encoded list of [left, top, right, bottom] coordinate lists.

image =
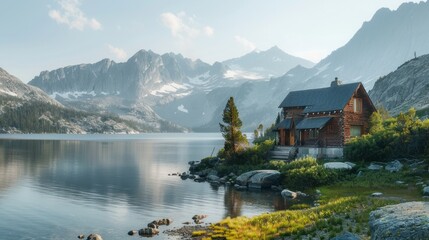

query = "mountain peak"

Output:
[[222, 45, 314, 78], [266, 45, 284, 53]]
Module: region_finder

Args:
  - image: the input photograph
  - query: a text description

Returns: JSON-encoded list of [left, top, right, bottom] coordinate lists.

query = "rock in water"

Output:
[[86, 234, 103, 240], [236, 170, 280, 189], [281, 189, 297, 199], [369, 201, 429, 240], [138, 228, 159, 236]]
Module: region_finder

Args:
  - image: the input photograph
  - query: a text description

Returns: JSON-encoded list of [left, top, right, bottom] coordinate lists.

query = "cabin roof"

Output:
[[296, 117, 332, 130], [275, 118, 292, 130], [278, 82, 361, 113]]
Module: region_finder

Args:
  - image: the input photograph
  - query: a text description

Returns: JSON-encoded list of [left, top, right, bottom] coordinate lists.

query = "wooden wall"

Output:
[[342, 85, 375, 143]]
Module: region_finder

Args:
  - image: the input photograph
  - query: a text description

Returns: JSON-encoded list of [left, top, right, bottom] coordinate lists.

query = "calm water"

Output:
[[0, 133, 285, 239]]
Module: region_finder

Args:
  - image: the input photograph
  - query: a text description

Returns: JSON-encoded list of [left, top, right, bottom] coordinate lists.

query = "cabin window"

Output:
[[350, 125, 362, 137], [353, 98, 362, 113], [309, 129, 319, 139]]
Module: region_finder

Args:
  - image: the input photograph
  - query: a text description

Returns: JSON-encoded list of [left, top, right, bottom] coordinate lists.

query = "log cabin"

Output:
[[274, 78, 376, 158]]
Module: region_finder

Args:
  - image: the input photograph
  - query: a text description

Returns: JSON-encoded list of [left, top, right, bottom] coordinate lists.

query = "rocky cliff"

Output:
[[369, 54, 429, 115]]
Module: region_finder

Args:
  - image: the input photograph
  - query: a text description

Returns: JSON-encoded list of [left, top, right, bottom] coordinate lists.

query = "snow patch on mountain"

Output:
[[150, 83, 189, 96], [314, 62, 331, 76], [224, 70, 264, 80], [189, 72, 211, 85], [177, 104, 189, 113], [0, 89, 18, 97]]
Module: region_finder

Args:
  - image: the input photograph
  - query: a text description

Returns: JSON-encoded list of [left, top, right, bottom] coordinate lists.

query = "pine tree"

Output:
[[257, 124, 264, 137], [219, 97, 248, 160], [275, 113, 281, 125]]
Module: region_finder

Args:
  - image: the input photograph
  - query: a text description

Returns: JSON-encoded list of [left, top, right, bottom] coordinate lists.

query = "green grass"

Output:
[[196, 169, 426, 240], [199, 196, 396, 240]]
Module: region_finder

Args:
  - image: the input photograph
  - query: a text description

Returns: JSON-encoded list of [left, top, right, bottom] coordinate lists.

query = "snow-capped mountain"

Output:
[[29, 50, 247, 102], [28, 50, 251, 131], [222, 46, 314, 79], [369, 54, 429, 115]]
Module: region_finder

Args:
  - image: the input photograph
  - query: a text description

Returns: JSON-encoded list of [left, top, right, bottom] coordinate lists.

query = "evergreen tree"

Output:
[[254, 129, 259, 138], [275, 113, 281, 125], [369, 111, 384, 134], [257, 124, 264, 137], [219, 97, 248, 160]]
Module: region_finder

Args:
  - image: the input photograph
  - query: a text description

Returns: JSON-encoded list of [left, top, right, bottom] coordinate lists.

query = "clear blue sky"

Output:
[[0, 0, 421, 82]]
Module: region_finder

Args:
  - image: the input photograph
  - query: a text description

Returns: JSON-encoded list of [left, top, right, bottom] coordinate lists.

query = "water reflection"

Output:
[[0, 135, 288, 239]]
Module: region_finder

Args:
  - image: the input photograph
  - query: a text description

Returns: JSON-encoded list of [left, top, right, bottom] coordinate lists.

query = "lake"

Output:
[[0, 133, 286, 239]]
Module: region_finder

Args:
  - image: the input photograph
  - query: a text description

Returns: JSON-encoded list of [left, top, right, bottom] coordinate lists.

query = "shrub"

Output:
[[279, 156, 348, 190], [227, 139, 274, 165], [344, 109, 429, 163]]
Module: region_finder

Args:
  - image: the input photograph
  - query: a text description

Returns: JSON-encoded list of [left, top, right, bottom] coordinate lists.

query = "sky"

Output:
[[0, 0, 422, 83]]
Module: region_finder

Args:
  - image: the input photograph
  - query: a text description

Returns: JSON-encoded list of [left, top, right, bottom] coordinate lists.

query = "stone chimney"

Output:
[[330, 77, 342, 87]]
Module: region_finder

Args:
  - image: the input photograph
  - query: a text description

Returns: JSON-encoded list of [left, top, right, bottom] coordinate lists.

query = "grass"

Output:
[[198, 196, 396, 239], [194, 169, 426, 240]]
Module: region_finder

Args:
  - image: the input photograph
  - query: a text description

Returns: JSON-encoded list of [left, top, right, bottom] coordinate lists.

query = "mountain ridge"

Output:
[[369, 53, 429, 116]]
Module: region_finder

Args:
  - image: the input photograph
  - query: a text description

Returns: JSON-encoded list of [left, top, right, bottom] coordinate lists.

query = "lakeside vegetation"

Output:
[[194, 168, 426, 239], [345, 108, 429, 162], [189, 106, 429, 239]]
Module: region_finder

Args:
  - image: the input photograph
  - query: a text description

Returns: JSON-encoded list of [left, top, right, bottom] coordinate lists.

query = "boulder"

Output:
[[86, 234, 103, 240], [331, 231, 361, 240], [369, 201, 429, 240], [219, 176, 228, 184], [180, 172, 189, 180], [423, 186, 429, 196], [138, 227, 159, 236], [234, 184, 247, 191], [151, 218, 172, 226], [344, 162, 356, 168], [192, 214, 208, 220], [77, 235, 85, 239], [371, 192, 383, 197], [368, 163, 384, 170], [385, 160, 403, 172], [207, 175, 220, 182], [147, 222, 158, 228], [236, 170, 280, 189], [323, 162, 352, 170], [127, 230, 137, 236], [281, 189, 297, 199]]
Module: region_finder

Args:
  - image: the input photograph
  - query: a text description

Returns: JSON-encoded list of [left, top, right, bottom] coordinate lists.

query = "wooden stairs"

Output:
[[270, 146, 297, 161]]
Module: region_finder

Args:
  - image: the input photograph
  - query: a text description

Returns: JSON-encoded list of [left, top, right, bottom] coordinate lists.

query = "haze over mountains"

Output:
[[3, 1, 428, 133], [0, 68, 159, 133]]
